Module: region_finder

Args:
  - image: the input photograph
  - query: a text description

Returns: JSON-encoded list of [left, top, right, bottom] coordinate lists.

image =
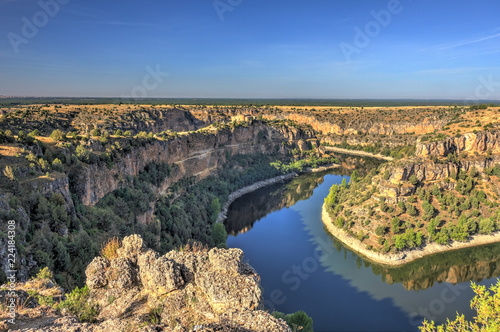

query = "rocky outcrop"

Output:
[[5, 235, 290, 331], [415, 130, 500, 158], [84, 235, 291, 331]]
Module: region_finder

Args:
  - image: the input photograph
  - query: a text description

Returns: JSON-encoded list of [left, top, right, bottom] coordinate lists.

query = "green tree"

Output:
[[272, 310, 313, 332], [52, 158, 64, 172], [75, 145, 91, 163], [212, 223, 228, 248], [420, 280, 500, 332], [210, 198, 221, 223], [409, 175, 418, 185], [91, 128, 101, 137], [50, 129, 65, 142]]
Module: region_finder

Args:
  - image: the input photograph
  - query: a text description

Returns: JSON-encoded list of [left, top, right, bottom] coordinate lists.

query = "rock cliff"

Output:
[[71, 121, 314, 206], [415, 130, 500, 158], [6, 235, 291, 332]]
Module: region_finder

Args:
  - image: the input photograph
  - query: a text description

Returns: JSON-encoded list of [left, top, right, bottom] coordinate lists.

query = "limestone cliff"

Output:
[[415, 130, 500, 158], [5, 235, 291, 332], [72, 122, 314, 206]]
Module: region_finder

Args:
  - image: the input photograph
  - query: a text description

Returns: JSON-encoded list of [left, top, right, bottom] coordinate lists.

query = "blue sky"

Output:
[[1, 0, 500, 100]]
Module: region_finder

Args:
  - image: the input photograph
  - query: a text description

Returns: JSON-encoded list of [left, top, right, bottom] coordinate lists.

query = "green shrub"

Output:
[[50, 129, 65, 142], [56, 285, 99, 323], [272, 310, 313, 332]]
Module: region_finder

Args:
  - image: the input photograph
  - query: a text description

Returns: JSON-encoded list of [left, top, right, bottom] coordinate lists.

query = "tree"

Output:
[[409, 175, 418, 185], [3, 165, 16, 181], [212, 223, 228, 248], [91, 128, 101, 137], [420, 280, 500, 332], [75, 145, 91, 163], [52, 158, 64, 172], [209, 198, 221, 223], [50, 129, 65, 142], [272, 311, 313, 332]]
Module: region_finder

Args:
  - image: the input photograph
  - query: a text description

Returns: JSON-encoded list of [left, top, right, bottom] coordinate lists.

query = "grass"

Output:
[[100, 237, 121, 260]]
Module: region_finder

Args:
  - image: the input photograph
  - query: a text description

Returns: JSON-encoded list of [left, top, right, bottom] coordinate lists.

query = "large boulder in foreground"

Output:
[[81, 235, 290, 332]]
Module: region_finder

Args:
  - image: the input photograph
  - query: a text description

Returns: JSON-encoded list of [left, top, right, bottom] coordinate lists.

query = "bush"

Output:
[[50, 129, 65, 142], [56, 285, 99, 323], [100, 237, 121, 260], [91, 128, 101, 137], [375, 226, 386, 236], [409, 175, 418, 185], [36, 267, 53, 280], [272, 310, 313, 332], [420, 280, 500, 332]]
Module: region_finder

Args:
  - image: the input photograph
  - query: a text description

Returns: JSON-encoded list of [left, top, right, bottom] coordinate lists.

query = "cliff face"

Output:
[[73, 122, 313, 206], [6, 235, 291, 332], [415, 130, 500, 158], [264, 113, 445, 136]]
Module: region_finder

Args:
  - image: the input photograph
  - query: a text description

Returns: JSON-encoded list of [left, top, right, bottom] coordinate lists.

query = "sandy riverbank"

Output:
[[322, 203, 500, 266], [305, 163, 340, 173], [216, 173, 298, 223], [324, 146, 394, 161]]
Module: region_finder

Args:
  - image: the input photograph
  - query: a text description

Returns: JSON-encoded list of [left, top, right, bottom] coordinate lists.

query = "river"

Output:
[[224, 164, 500, 332]]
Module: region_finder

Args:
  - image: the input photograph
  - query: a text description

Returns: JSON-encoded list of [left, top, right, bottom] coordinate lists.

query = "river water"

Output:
[[224, 166, 500, 332]]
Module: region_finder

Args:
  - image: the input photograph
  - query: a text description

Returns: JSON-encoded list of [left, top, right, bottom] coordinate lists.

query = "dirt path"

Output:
[[324, 146, 393, 161]]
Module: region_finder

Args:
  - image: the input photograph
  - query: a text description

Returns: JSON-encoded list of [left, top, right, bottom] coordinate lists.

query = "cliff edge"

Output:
[[4, 235, 291, 332]]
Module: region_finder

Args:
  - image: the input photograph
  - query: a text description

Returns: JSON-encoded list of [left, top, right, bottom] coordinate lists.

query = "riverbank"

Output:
[[324, 146, 394, 161], [305, 163, 340, 173], [322, 203, 500, 266], [216, 173, 298, 223]]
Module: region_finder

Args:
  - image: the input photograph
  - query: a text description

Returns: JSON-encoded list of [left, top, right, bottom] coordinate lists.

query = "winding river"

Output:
[[224, 161, 500, 332]]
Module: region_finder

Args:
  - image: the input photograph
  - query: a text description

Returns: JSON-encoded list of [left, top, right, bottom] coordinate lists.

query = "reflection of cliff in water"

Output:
[[224, 155, 384, 236], [376, 242, 500, 290], [224, 172, 325, 235], [328, 235, 500, 291]]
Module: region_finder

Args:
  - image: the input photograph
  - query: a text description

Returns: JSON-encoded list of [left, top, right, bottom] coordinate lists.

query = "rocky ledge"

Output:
[[6, 235, 291, 332]]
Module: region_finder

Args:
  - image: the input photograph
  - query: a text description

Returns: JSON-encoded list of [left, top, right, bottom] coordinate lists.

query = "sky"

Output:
[[1, 0, 500, 100]]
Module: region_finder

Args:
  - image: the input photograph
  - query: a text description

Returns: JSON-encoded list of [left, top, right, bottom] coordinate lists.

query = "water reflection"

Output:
[[225, 155, 381, 236], [371, 242, 500, 290], [226, 155, 500, 291]]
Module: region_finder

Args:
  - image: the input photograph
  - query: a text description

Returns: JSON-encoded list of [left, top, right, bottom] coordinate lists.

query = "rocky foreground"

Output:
[[2, 235, 291, 332]]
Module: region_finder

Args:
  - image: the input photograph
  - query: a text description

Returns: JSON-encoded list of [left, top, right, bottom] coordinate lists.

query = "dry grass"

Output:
[[177, 241, 209, 253], [101, 237, 122, 260]]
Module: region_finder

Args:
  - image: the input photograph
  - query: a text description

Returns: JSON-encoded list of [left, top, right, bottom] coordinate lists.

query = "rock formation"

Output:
[[6, 235, 291, 332]]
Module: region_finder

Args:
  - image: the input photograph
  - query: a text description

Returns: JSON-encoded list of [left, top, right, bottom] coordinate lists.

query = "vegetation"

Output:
[[420, 280, 500, 332], [56, 285, 99, 323], [272, 310, 314, 332]]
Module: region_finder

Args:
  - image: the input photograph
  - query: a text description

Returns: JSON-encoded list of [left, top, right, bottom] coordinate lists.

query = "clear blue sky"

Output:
[[1, 0, 500, 100]]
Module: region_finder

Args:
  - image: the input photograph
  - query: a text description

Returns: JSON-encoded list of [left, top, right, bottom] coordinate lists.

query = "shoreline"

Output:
[[216, 173, 298, 224], [324, 146, 394, 161], [305, 163, 340, 173], [321, 203, 500, 267]]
